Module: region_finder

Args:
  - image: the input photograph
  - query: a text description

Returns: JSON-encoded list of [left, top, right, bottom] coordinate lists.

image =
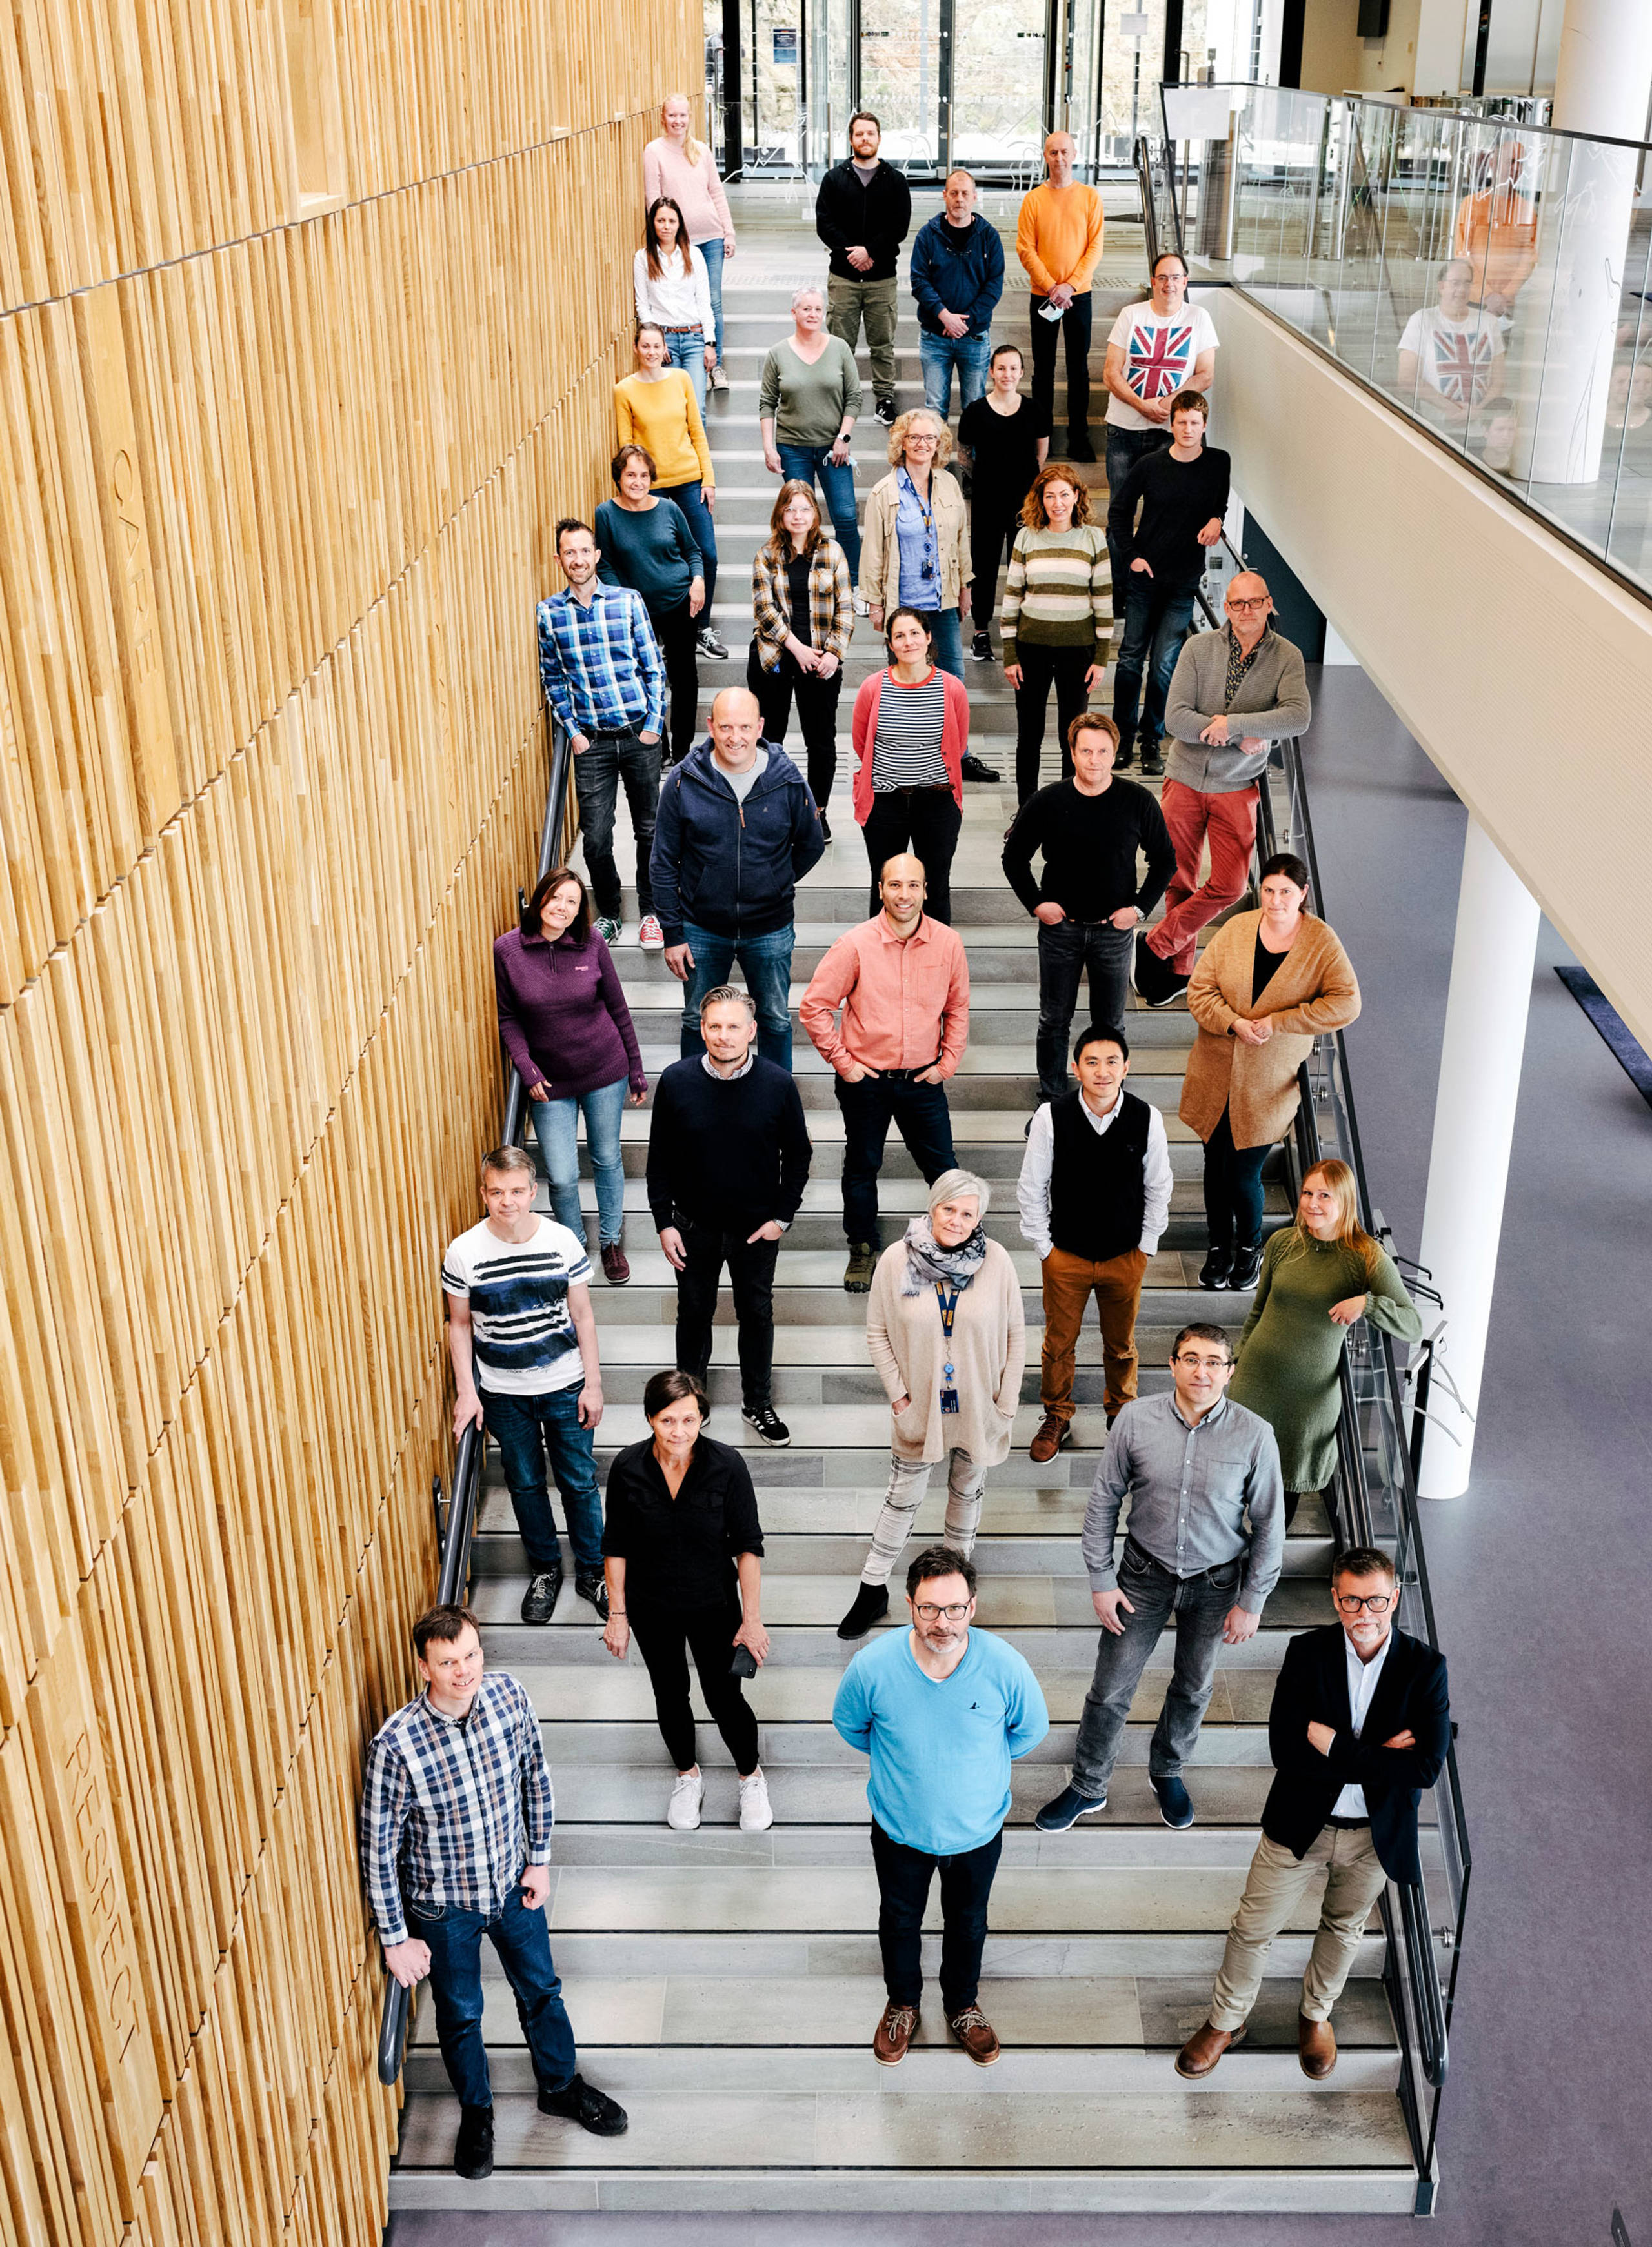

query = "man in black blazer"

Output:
[[1176, 1545, 1451, 2082]]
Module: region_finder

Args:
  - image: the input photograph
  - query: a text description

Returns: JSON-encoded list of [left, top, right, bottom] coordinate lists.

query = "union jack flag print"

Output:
[[1431, 325, 1495, 405], [1126, 319, 1195, 401]]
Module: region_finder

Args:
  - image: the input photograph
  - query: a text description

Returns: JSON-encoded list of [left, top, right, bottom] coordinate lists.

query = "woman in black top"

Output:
[[956, 344, 1050, 662], [601, 1369, 773, 1833]]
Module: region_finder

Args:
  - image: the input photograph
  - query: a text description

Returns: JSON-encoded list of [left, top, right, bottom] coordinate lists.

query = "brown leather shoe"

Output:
[[872, 2000, 918, 2066], [947, 2006, 1001, 2066], [600, 1241, 630, 1285], [1174, 2019, 1247, 2079], [1298, 2013, 1337, 2079], [1029, 1413, 1072, 1465]]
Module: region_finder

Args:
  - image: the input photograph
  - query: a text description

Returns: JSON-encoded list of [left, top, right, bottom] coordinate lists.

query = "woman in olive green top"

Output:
[[760, 287, 864, 582], [1228, 1158, 1421, 1525]]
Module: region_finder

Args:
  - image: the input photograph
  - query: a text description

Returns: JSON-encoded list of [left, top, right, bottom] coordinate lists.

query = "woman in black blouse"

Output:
[[601, 1368, 772, 1833]]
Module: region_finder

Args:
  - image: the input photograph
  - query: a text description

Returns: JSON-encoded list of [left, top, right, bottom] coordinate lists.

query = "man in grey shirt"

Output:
[[1035, 1320, 1284, 1831]]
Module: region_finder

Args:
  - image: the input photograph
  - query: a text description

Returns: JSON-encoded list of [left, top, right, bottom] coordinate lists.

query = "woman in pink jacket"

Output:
[[850, 609, 970, 923], [644, 95, 737, 393]]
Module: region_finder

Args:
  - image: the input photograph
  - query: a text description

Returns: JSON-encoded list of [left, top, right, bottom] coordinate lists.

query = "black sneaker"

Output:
[[574, 1568, 610, 1620], [819, 811, 832, 841], [1113, 743, 1136, 772], [697, 625, 728, 659], [874, 398, 898, 427], [1153, 1773, 1195, 1829], [454, 2104, 494, 2179], [1034, 1782, 1109, 1831], [1229, 1240, 1264, 1291], [961, 751, 1000, 782], [521, 1569, 561, 1624], [1134, 931, 1189, 1009], [1198, 1246, 1233, 1290], [1142, 743, 1165, 777], [1066, 433, 1097, 463], [743, 1403, 791, 1447], [971, 630, 993, 662], [837, 1582, 890, 1639], [538, 2073, 629, 2137]]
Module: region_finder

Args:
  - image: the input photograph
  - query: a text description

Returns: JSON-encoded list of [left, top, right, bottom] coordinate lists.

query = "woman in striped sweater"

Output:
[[1001, 464, 1113, 805]]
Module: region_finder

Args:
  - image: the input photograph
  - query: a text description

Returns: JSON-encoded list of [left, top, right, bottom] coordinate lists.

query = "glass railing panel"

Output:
[[1605, 220, 1652, 583]]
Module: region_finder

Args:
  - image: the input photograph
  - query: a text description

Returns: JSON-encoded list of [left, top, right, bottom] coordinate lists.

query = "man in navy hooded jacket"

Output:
[[910, 172, 1006, 421], [650, 685, 825, 1069]]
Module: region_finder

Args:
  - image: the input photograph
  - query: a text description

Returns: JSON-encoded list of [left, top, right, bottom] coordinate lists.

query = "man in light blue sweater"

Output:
[[832, 1544, 1049, 2068]]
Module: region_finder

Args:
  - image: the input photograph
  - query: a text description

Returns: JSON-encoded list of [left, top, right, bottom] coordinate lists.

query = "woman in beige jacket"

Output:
[[1180, 852, 1360, 1293], [860, 409, 972, 681], [837, 1171, 1025, 1640]]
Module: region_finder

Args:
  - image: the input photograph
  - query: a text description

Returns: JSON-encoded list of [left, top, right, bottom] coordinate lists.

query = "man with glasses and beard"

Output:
[[833, 1545, 1049, 2068], [1176, 1546, 1451, 2084]]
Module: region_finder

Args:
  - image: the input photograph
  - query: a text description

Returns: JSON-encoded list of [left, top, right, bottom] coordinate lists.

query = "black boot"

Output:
[[837, 1582, 890, 1640], [574, 1568, 610, 1620], [1229, 1238, 1265, 1291], [454, 2104, 494, 2179]]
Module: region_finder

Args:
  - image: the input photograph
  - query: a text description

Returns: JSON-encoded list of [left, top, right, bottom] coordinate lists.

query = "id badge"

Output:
[[940, 1387, 960, 1415]]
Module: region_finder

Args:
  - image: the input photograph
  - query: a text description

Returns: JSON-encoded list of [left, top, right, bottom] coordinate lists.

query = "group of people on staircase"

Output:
[[362, 116, 1453, 2178]]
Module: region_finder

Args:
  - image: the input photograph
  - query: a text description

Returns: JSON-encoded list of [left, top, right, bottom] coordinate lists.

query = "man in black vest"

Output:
[[1176, 1545, 1451, 2082], [1016, 1024, 1172, 1461]]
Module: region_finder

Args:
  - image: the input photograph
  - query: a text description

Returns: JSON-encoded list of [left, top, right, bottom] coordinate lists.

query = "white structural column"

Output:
[[1516, 0, 1652, 485], [1415, 819, 1542, 1500]]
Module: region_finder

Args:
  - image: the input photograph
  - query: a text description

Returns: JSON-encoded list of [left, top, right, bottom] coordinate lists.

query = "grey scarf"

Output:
[[899, 1215, 988, 1296]]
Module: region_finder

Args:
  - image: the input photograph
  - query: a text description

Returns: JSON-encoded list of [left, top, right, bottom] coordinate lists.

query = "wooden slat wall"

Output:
[[0, 0, 698, 2238]]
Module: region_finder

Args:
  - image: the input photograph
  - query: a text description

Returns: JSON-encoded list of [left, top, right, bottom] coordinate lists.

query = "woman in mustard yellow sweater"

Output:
[[616, 325, 725, 657]]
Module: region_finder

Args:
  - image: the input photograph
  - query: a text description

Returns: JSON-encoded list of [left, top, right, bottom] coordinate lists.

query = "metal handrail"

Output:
[[376, 708, 575, 2092]]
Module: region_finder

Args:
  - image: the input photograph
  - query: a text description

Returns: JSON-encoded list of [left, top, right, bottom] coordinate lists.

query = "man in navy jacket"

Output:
[[910, 172, 1006, 422], [650, 686, 825, 1070], [1176, 1544, 1451, 2083]]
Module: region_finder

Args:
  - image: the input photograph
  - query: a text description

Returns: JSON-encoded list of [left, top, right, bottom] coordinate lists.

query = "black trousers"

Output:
[[871, 1818, 1004, 2012], [652, 597, 701, 767], [674, 1216, 780, 1411], [970, 494, 1025, 631], [1029, 293, 1094, 443], [628, 1594, 759, 1775], [1202, 1103, 1272, 1252], [861, 787, 963, 923], [1012, 641, 1090, 803], [747, 639, 843, 812]]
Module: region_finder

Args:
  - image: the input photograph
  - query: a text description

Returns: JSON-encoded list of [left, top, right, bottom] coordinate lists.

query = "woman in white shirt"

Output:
[[636, 199, 718, 416]]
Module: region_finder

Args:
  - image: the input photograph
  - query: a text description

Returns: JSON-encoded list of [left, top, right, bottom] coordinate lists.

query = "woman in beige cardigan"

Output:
[[860, 409, 972, 681], [1180, 852, 1360, 1293], [837, 1170, 1025, 1640]]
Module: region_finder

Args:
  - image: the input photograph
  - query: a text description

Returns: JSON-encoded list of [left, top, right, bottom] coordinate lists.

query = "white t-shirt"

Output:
[[441, 1216, 590, 1396], [1397, 304, 1503, 406], [1105, 303, 1221, 429]]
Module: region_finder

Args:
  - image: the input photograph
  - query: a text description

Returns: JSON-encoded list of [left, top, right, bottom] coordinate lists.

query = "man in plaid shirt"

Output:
[[537, 518, 667, 949], [361, 1603, 627, 2177]]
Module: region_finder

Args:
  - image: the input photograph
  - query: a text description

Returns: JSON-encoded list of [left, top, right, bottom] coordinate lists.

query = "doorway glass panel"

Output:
[[952, 0, 1047, 178], [860, 0, 944, 170]]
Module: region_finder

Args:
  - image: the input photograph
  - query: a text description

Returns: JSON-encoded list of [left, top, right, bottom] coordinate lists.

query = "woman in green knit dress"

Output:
[[1229, 1159, 1421, 1527]]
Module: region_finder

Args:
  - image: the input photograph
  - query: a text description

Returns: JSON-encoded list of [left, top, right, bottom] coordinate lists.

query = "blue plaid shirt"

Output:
[[359, 1672, 554, 1946], [536, 581, 665, 740]]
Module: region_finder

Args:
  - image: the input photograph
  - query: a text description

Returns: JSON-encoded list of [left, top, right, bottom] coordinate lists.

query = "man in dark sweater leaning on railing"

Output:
[[646, 984, 813, 1449]]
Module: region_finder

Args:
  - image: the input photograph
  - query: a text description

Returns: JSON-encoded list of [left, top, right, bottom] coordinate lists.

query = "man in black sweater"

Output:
[[1105, 388, 1231, 775], [815, 111, 913, 425], [1002, 712, 1176, 1103], [646, 986, 813, 1447], [1176, 1545, 1452, 2083]]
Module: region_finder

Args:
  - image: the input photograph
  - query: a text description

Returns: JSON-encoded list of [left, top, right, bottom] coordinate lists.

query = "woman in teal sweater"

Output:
[[1228, 1159, 1422, 1525]]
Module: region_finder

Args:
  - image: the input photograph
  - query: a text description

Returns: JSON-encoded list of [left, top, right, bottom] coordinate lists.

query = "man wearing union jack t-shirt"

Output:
[[1103, 253, 1220, 501], [1396, 259, 1507, 428]]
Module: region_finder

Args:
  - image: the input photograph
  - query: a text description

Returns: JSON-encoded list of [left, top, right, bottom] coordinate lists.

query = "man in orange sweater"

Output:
[[1016, 134, 1106, 463]]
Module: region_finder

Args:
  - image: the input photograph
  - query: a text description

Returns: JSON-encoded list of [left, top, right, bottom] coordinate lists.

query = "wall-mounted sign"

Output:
[[773, 27, 799, 66], [1120, 11, 1150, 33]]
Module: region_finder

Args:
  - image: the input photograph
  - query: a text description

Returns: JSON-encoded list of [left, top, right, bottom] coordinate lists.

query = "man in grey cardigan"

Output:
[[1034, 1320, 1284, 1831], [1134, 573, 1311, 1008]]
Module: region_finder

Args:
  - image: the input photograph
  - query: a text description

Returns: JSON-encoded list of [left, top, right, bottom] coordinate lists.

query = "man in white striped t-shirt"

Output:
[[442, 1145, 608, 1626]]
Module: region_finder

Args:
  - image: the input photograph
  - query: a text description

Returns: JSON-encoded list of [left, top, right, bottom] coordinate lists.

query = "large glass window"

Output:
[[952, 0, 1047, 177], [858, 0, 944, 170]]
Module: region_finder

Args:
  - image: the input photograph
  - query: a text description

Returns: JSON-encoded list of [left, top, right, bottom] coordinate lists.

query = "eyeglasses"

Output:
[[1174, 1353, 1231, 1371], [1226, 596, 1269, 612], [906, 432, 939, 445], [912, 1601, 971, 1621], [1334, 1591, 1395, 1615]]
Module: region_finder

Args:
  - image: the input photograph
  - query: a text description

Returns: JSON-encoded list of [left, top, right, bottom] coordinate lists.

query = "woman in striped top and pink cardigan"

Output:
[[1001, 463, 1113, 805]]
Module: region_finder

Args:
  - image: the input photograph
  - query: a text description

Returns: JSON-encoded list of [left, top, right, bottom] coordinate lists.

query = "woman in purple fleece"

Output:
[[494, 867, 649, 1284]]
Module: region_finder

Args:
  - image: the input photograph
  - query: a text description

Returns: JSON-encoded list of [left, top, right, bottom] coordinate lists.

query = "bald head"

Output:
[[878, 854, 928, 932], [943, 171, 977, 223], [1043, 133, 1075, 186], [709, 687, 763, 773]]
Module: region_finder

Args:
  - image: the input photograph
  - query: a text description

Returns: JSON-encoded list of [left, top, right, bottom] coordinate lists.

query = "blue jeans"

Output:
[[407, 1882, 578, 2109], [529, 1073, 629, 1248], [777, 441, 861, 583], [697, 235, 727, 365], [1112, 578, 1197, 759], [679, 919, 796, 1069], [1071, 1537, 1241, 1796], [664, 325, 709, 416], [836, 1073, 957, 1244], [905, 606, 965, 681], [479, 1384, 603, 1574], [920, 331, 991, 419], [1034, 919, 1135, 1102], [658, 478, 717, 609]]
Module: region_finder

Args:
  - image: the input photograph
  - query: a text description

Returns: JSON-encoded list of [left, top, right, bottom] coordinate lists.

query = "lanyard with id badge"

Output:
[[935, 1282, 961, 1414]]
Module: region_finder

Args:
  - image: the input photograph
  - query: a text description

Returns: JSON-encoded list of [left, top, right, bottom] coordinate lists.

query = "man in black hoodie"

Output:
[[815, 112, 913, 427], [650, 686, 825, 1070]]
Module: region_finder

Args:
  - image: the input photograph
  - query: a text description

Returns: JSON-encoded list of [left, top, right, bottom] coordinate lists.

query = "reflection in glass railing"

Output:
[[1163, 84, 1652, 596]]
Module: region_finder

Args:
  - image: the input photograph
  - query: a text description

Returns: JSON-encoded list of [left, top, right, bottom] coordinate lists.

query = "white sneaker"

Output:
[[667, 1769, 704, 1830], [638, 913, 665, 952], [738, 1768, 774, 1832], [853, 594, 871, 617]]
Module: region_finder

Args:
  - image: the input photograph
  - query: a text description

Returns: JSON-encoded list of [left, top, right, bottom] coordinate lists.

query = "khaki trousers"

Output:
[[1209, 1825, 1388, 2031], [827, 275, 900, 401], [1039, 1245, 1148, 1421]]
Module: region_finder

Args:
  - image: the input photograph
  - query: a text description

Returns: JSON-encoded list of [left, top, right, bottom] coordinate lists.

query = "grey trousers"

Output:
[[860, 1447, 985, 1586], [1070, 1537, 1240, 1796]]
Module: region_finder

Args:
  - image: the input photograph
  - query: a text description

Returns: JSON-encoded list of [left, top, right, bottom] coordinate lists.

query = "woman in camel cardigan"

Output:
[[836, 1170, 1025, 1642], [1180, 852, 1360, 1293]]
